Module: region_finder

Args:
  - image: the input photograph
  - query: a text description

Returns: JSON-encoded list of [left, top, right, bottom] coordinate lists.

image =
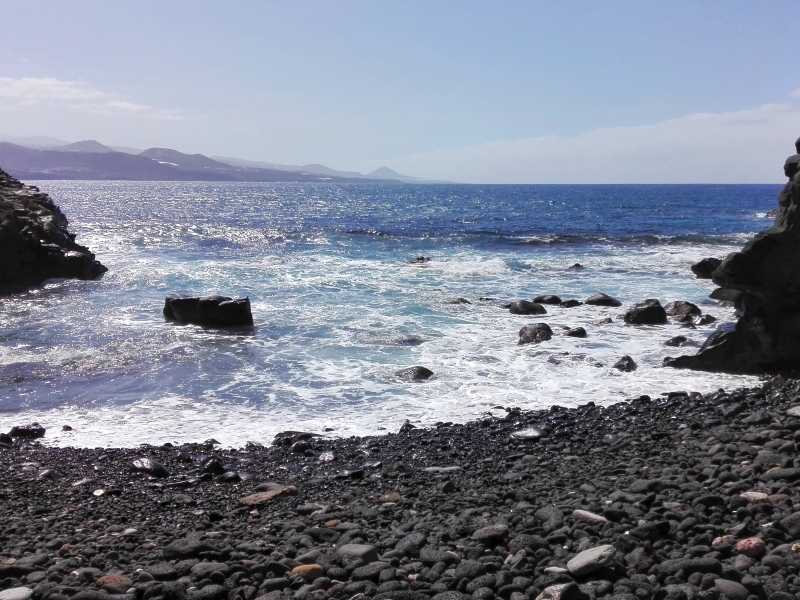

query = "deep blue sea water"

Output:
[[0, 182, 780, 446]]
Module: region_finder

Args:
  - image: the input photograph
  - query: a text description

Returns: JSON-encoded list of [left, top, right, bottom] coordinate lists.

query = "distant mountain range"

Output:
[[0, 135, 430, 183]]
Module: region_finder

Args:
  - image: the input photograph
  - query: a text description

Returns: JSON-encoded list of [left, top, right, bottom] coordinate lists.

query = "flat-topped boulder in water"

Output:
[[163, 294, 254, 327], [0, 167, 106, 292], [623, 298, 667, 325], [668, 138, 800, 374]]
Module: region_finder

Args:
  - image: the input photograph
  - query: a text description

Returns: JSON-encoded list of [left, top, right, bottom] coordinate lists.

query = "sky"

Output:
[[0, 0, 798, 183]]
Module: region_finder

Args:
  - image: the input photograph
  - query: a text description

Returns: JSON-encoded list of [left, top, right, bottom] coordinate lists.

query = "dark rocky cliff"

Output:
[[0, 167, 106, 292], [667, 148, 800, 374]]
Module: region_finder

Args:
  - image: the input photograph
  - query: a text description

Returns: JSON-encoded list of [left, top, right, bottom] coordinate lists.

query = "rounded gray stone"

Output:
[[0, 589, 34, 600], [566, 544, 616, 576]]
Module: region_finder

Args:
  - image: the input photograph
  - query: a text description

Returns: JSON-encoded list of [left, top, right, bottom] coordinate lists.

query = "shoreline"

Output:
[[2, 378, 800, 600]]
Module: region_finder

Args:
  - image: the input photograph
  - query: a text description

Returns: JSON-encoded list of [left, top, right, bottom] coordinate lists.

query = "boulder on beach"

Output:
[[584, 293, 621, 307], [623, 299, 667, 325], [163, 294, 254, 327], [690, 257, 722, 279], [0, 167, 106, 292], [509, 300, 547, 315], [668, 143, 800, 374]]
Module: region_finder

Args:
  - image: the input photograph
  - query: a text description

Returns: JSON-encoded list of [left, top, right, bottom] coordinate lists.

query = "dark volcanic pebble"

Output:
[[4, 380, 800, 600]]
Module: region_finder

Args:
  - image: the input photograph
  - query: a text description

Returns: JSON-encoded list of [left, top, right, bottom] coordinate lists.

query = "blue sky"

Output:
[[0, 1, 798, 182]]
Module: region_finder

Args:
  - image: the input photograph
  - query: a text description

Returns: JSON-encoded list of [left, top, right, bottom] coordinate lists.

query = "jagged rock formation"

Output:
[[666, 146, 800, 374], [0, 167, 106, 291]]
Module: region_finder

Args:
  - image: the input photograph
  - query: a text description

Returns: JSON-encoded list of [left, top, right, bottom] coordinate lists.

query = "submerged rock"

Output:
[[0, 168, 106, 291], [163, 294, 254, 327], [668, 142, 800, 374]]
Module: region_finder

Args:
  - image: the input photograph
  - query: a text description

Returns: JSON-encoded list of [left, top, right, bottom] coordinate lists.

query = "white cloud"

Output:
[[791, 88, 800, 99], [0, 76, 183, 120], [370, 103, 800, 183]]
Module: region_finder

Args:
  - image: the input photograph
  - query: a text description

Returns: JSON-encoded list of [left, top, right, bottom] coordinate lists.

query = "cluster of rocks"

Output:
[[0, 167, 106, 292], [668, 137, 800, 374], [4, 379, 800, 600]]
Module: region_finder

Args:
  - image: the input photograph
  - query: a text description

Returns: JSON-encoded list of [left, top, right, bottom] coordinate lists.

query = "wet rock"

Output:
[[519, 323, 553, 345], [584, 293, 621, 307], [509, 300, 547, 315], [565, 327, 586, 338], [691, 257, 722, 279], [664, 301, 701, 318], [664, 335, 688, 347], [533, 295, 562, 305], [613, 355, 637, 372], [8, 423, 45, 439], [695, 314, 716, 326], [623, 299, 667, 325], [163, 295, 253, 328], [395, 366, 434, 381], [559, 300, 582, 308]]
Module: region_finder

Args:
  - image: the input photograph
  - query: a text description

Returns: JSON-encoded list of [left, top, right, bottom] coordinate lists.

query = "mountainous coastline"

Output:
[[0, 136, 427, 183]]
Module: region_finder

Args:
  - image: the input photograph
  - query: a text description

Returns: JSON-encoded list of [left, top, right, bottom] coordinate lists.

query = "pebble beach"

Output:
[[3, 378, 800, 600]]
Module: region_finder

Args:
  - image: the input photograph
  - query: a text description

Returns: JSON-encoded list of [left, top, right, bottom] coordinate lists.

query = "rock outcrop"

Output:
[[0, 167, 106, 291], [163, 294, 254, 328], [667, 144, 800, 374]]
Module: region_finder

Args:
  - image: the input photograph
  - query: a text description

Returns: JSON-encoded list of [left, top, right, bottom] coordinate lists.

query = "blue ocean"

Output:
[[0, 182, 779, 446]]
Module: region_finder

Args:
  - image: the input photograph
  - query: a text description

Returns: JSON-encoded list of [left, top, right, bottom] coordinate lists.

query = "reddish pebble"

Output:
[[58, 544, 70, 557], [736, 537, 765, 557]]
